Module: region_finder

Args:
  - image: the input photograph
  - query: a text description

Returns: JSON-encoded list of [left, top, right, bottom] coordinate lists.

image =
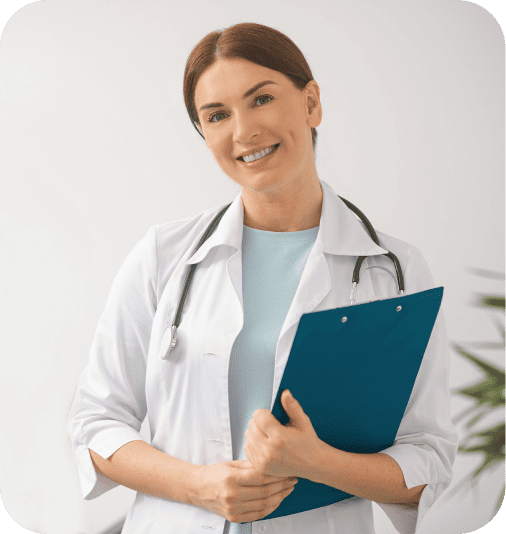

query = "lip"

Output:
[[237, 143, 280, 165]]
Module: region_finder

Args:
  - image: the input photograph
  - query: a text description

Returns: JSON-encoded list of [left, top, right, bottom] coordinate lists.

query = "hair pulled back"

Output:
[[183, 22, 318, 153]]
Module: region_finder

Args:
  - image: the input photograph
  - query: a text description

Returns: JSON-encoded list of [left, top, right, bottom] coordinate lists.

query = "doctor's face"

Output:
[[194, 58, 321, 194]]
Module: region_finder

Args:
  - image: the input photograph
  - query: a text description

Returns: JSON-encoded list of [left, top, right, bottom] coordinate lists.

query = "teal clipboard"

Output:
[[246, 286, 444, 522]]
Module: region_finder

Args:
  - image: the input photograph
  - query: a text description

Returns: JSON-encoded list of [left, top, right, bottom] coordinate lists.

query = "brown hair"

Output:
[[183, 22, 318, 154]]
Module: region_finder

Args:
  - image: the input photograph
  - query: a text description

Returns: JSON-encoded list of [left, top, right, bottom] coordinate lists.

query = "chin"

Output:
[[243, 176, 288, 193]]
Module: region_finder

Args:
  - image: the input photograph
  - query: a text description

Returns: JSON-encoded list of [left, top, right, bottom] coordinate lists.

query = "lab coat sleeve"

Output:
[[67, 225, 158, 500], [376, 246, 459, 534]]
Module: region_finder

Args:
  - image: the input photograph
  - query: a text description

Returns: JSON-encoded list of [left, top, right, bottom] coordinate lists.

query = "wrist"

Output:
[[186, 464, 206, 506], [304, 439, 330, 483]]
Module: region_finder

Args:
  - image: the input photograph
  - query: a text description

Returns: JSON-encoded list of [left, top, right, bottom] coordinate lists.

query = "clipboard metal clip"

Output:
[[350, 283, 404, 306]]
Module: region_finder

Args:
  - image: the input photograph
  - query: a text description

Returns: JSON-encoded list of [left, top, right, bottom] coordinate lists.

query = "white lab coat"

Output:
[[67, 179, 458, 534]]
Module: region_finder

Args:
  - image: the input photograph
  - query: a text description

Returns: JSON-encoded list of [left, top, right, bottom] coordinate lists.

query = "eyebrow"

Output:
[[198, 80, 279, 113]]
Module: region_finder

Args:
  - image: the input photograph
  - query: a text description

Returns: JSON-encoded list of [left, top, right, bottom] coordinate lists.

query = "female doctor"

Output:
[[67, 22, 458, 534]]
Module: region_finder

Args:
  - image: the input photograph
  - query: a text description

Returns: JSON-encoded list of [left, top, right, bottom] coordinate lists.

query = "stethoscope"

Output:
[[162, 195, 404, 357]]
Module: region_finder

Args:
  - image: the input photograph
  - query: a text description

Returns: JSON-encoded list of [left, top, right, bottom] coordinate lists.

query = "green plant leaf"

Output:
[[466, 408, 488, 428], [490, 314, 506, 342], [451, 274, 505, 512], [474, 294, 505, 310], [451, 404, 477, 425], [462, 342, 505, 350], [452, 344, 505, 412], [468, 268, 505, 280], [458, 423, 505, 478], [453, 345, 505, 382]]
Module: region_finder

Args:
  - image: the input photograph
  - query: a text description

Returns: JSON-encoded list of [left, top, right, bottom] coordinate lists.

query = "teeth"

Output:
[[243, 144, 277, 162]]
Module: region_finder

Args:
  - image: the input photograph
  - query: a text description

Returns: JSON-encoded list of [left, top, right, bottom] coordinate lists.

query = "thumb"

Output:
[[282, 390, 304, 421]]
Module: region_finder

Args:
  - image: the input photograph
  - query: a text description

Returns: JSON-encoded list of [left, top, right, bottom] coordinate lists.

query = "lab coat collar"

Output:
[[186, 179, 388, 265]]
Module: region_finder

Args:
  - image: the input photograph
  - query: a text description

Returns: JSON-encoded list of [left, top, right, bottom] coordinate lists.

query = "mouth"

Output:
[[237, 143, 281, 164]]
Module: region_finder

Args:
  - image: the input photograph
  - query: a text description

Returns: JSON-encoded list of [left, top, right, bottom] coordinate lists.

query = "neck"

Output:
[[241, 177, 323, 232]]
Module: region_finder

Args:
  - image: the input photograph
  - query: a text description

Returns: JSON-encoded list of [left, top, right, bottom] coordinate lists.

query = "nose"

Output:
[[232, 109, 260, 144]]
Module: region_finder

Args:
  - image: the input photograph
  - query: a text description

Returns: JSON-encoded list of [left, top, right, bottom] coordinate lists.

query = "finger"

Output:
[[243, 441, 260, 474], [242, 477, 297, 503], [244, 431, 263, 469], [251, 412, 273, 437], [233, 460, 286, 482], [248, 420, 267, 441], [244, 441, 259, 463], [237, 455, 286, 486], [233, 483, 296, 523]]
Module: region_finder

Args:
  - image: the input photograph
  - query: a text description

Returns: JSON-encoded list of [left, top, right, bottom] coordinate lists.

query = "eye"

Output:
[[206, 94, 274, 124], [255, 94, 274, 106], [207, 111, 227, 123]]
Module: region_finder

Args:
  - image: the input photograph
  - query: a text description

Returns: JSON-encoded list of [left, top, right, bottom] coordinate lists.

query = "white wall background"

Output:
[[0, 0, 504, 533]]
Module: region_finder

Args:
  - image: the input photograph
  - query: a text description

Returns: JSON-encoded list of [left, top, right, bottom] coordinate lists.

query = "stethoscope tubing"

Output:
[[167, 195, 404, 354]]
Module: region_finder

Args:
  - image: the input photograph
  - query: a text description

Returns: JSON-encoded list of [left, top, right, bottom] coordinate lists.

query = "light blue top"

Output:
[[224, 223, 319, 534]]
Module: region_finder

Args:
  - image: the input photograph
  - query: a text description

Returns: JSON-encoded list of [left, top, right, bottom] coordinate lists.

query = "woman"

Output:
[[67, 22, 458, 534]]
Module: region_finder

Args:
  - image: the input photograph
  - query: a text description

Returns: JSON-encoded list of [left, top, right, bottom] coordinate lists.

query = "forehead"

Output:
[[194, 58, 288, 107]]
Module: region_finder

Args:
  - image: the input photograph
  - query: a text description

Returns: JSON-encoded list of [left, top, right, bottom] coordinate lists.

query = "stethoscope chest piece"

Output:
[[159, 325, 177, 360]]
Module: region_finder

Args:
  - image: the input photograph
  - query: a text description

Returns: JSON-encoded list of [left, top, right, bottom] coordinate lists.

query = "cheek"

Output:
[[208, 138, 230, 162], [278, 103, 305, 133], [265, 107, 286, 130]]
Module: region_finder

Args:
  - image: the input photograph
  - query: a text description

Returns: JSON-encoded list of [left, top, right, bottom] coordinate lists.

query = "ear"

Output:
[[304, 80, 322, 129]]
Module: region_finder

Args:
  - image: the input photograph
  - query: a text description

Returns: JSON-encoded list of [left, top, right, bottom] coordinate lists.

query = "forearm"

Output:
[[89, 440, 200, 505], [307, 441, 426, 506]]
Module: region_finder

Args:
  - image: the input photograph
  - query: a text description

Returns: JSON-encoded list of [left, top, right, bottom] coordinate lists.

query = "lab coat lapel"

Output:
[[186, 191, 246, 335], [187, 191, 246, 356]]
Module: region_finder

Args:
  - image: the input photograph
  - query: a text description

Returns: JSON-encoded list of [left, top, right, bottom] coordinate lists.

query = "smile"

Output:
[[238, 143, 280, 163]]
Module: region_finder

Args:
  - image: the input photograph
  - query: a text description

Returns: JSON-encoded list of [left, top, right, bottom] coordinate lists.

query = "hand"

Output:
[[190, 459, 298, 523], [244, 389, 322, 478]]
